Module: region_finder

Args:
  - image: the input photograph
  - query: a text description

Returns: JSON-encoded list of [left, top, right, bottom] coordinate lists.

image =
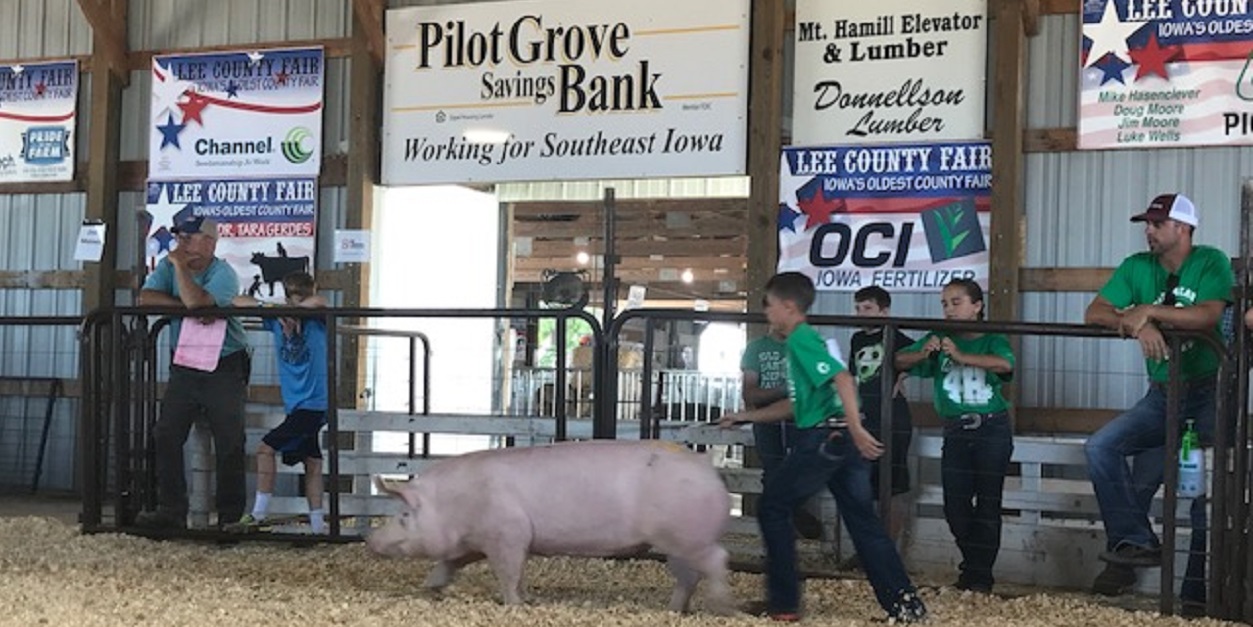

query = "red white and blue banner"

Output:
[[776, 142, 991, 292], [792, 0, 987, 146], [1080, 0, 1253, 148], [145, 177, 317, 303], [149, 47, 324, 178], [382, 0, 750, 184], [0, 60, 78, 183]]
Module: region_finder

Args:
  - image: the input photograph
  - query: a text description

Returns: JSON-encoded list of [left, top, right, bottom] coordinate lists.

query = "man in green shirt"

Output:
[[1083, 193, 1229, 611]]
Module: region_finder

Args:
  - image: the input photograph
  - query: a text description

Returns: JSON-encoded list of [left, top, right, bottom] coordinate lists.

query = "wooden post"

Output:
[[80, 0, 128, 313], [746, 0, 786, 311], [340, 0, 382, 430], [988, 0, 1028, 323]]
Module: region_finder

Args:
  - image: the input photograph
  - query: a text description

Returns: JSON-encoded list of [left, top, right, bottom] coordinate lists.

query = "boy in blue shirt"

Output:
[[229, 272, 329, 533]]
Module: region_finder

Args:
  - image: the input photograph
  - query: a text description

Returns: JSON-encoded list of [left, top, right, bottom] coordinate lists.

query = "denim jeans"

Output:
[[758, 426, 914, 614], [941, 414, 1013, 587], [1084, 380, 1214, 602], [753, 422, 795, 486]]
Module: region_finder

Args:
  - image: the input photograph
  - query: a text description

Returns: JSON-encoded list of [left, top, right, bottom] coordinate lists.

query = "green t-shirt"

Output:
[[906, 332, 1014, 419], [1098, 244, 1233, 382], [741, 335, 788, 394], [786, 323, 849, 428]]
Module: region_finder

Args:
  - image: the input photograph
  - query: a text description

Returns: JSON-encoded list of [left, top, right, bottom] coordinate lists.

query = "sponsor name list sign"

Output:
[[0, 61, 78, 183]]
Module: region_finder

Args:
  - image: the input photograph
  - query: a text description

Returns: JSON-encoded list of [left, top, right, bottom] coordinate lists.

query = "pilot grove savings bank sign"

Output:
[[381, 0, 750, 184], [792, 0, 988, 145]]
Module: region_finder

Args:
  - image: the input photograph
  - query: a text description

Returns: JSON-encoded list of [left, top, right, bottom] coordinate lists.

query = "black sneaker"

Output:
[[889, 590, 928, 623], [954, 576, 992, 594], [133, 510, 187, 531], [1091, 562, 1137, 596], [1100, 543, 1161, 567]]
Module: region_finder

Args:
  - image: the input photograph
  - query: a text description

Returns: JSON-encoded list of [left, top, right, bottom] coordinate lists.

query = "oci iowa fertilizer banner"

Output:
[[776, 142, 991, 292], [148, 47, 324, 178]]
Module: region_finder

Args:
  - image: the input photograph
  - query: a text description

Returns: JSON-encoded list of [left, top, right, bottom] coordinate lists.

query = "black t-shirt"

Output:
[[850, 328, 914, 431]]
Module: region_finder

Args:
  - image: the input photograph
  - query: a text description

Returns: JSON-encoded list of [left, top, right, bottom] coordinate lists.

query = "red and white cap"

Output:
[[1130, 193, 1198, 228]]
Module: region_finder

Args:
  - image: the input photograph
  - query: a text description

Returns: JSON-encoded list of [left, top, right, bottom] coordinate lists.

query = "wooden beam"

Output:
[[524, 237, 745, 258], [1023, 0, 1042, 36], [1019, 267, 1112, 292], [1024, 127, 1076, 152], [988, 0, 1028, 322], [514, 257, 744, 272], [513, 215, 748, 239], [0, 155, 348, 195], [340, 0, 384, 410], [75, 0, 129, 85], [351, 0, 386, 67], [1040, 0, 1078, 14], [746, 0, 786, 313], [511, 198, 748, 216], [81, 1, 127, 313]]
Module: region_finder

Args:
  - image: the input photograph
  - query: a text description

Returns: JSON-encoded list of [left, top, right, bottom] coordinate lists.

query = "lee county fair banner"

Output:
[[1080, 0, 1253, 148], [791, 0, 987, 146], [149, 47, 324, 178], [381, 0, 750, 185], [145, 178, 317, 303], [776, 142, 991, 292], [0, 60, 78, 183]]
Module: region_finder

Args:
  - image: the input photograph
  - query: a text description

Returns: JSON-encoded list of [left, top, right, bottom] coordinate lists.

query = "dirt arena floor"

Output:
[[0, 495, 1238, 626]]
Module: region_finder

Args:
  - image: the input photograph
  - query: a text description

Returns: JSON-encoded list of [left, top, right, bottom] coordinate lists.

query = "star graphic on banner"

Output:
[[275, 69, 289, 86], [796, 179, 845, 230], [156, 113, 186, 149], [178, 92, 211, 126], [152, 61, 195, 119], [33, 80, 46, 96], [778, 204, 802, 233], [145, 182, 188, 240], [1094, 53, 1131, 85], [225, 80, 240, 98], [11, 65, 23, 75], [1129, 32, 1180, 81], [1083, 0, 1144, 67], [247, 51, 265, 65]]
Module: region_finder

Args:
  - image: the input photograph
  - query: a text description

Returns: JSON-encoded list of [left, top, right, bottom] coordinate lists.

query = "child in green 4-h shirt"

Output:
[[895, 278, 1015, 594], [720, 272, 926, 623]]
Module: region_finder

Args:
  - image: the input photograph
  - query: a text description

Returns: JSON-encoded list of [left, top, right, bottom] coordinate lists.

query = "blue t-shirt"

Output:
[[142, 257, 247, 357], [264, 317, 328, 413]]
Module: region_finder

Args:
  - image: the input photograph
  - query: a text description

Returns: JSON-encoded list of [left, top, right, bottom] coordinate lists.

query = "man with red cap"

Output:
[[1083, 193, 1230, 615]]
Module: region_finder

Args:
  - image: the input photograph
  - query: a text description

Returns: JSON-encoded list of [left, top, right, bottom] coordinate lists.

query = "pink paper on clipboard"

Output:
[[173, 318, 227, 372]]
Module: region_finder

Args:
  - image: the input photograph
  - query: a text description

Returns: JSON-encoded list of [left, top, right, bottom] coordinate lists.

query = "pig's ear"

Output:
[[374, 476, 420, 509]]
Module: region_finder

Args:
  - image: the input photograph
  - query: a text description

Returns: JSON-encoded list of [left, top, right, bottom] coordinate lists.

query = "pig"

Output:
[[366, 439, 736, 615]]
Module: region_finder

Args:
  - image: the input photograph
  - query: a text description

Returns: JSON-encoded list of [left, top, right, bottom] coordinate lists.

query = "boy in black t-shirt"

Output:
[[850, 286, 914, 545]]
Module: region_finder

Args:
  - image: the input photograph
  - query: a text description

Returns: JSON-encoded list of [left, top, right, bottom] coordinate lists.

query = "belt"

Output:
[[946, 411, 1007, 431], [1149, 377, 1215, 393], [809, 417, 847, 429]]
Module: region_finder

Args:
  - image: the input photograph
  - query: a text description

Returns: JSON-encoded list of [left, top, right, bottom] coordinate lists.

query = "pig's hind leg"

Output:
[[663, 544, 735, 615]]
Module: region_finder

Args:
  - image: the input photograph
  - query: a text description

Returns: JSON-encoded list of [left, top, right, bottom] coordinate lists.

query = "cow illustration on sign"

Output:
[[251, 248, 310, 297]]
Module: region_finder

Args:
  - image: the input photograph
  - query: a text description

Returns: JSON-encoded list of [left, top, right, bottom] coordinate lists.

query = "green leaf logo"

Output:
[[922, 198, 987, 263]]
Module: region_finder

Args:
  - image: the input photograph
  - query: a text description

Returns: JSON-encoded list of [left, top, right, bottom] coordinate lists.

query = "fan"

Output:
[[540, 269, 589, 308]]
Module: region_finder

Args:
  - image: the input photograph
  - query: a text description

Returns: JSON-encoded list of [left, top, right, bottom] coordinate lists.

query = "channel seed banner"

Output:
[[776, 142, 991, 292], [145, 178, 317, 303], [382, 0, 750, 184], [1080, 0, 1253, 148], [149, 47, 324, 178], [792, 0, 987, 145], [0, 60, 78, 183]]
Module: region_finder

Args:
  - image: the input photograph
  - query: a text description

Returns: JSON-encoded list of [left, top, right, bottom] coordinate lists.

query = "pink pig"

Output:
[[366, 439, 736, 614]]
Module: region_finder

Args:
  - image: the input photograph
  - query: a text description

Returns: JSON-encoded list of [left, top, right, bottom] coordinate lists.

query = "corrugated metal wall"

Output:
[[4, 3, 1251, 490]]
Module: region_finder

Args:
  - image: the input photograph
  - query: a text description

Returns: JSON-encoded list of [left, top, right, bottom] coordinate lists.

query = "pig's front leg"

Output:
[[424, 553, 484, 591]]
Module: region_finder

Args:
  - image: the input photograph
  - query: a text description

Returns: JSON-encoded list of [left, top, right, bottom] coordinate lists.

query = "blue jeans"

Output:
[[942, 414, 1013, 587], [1084, 381, 1213, 601], [753, 422, 795, 486], [758, 426, 914, 614]]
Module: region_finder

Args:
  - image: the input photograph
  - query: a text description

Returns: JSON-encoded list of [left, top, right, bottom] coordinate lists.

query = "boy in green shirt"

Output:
[[720, 272, 926, 623]]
